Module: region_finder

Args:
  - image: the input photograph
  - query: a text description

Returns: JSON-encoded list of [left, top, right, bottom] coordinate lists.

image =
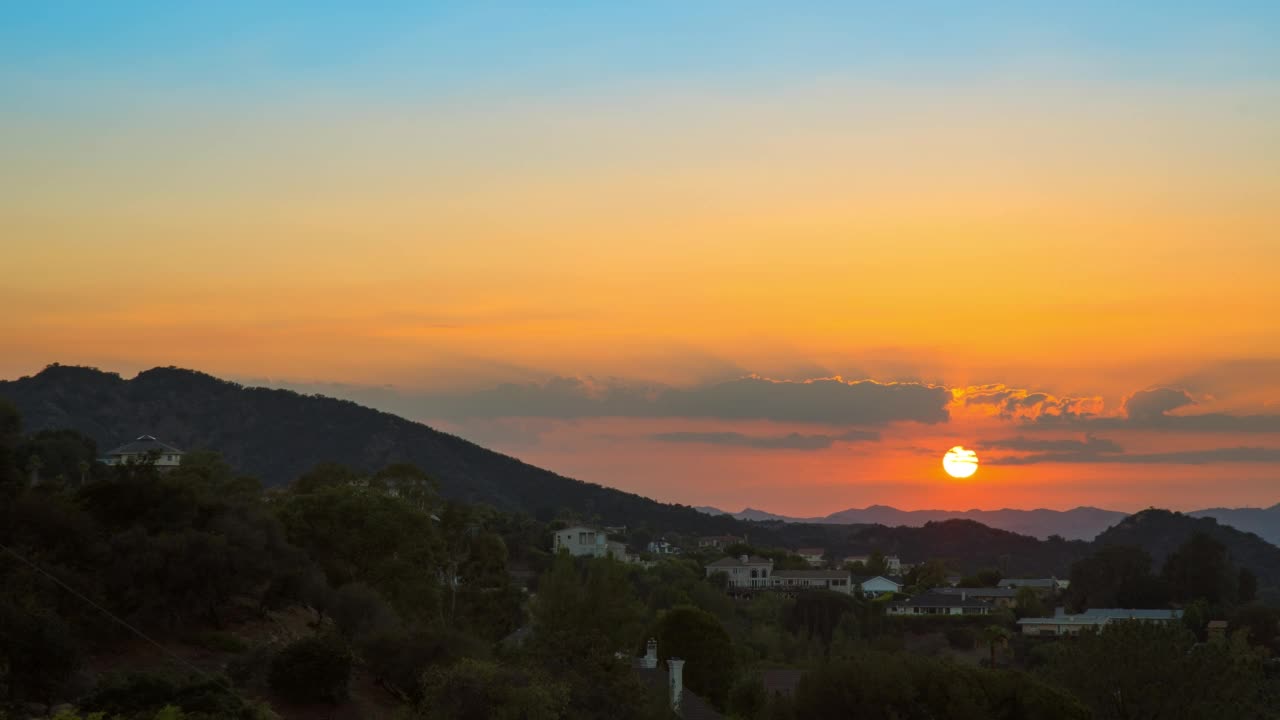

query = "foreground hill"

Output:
[[0, 364, 747, 535]]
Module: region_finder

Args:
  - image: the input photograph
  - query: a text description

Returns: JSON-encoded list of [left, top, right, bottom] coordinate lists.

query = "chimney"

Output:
[[740, 554, 749, 564], [643, 638, 658, 669], [668, 657, 685, 713], [961, 591, 966, 601]]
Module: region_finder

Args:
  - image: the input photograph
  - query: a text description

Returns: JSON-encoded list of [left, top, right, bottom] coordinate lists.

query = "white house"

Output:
[[851, 575, 903, 598], [647, 539, 678, 555], [705, 555, 774, 588], [1017, 608, 1182, 637], [102, 435, 184, 469], [553, 526, 627, 559], [770, 569, 853, 594], [797, 548, 825, 567], [886, 591, 993, 616]]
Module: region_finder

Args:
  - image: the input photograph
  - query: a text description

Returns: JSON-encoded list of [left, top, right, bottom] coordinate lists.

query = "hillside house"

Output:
[[797, 548, 825, 566], [771, 569, 853, 594], [936, 586, 1019, 608], [553, 526, 627, 560], [1017, 607, 1183, 636], [102, 435, 184, 469], [844, 554, 903, 574], [647, 539, 678, 555], [851, 575, 903, 598], [886, 591, 993, 616], [698, 535, 744, 549], [706, 555, 774, 588]]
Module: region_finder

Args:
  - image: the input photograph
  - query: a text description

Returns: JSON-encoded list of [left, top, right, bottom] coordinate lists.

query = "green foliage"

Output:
[[363, 627, 488, 701], [652, 605, 735, 709], [0, 602, 82, 704], [1013, 586, 1046, 619], [1040, 621, 1272, 719], [1229, 603, 1280, 654], [1162, 532, 1237, 604], [795, 652, 1090, 719], [727, 674, 768, 719], [1067, 544, 1169, 611], [945, 625, 977, 650], [416, 658, 569, 720], [329, 582, 399, 641], [783, 591, 859, 651], [83, 671, 267, 720], [267, 634, 352, 705]]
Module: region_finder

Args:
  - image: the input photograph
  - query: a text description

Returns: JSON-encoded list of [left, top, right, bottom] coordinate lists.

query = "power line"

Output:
[[0, 540, 235, 694]]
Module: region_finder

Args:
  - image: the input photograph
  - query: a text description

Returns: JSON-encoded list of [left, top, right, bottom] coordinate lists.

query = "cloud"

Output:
[[1124, 387, 1195, 420], [651, 429, 880, 450], [410, 375, 951, 425], [989, 446, 1280, 466], [1031, 387, 1280, 433], [958, 384, 1103, 421], [982, 435, 1123, 454]]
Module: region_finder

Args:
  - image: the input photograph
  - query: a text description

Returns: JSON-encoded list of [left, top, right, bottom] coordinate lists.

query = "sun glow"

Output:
[[943, 446, 979, 479]]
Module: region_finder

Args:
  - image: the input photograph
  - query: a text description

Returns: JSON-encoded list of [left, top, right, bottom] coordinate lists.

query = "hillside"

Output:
[[0, 364, 747, 535], [1095, 509, 1280, 591]]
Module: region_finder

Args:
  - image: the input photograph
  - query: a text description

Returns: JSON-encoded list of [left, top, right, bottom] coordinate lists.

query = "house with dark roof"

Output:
[[936, 586, 1019, 608], [102, 435, 184, 469], [705, 555, 773, 589], [886, 591, 994, 616], [998, 578, 1062, 596]]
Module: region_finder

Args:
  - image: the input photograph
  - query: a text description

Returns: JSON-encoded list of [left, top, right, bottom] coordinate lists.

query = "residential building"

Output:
[[843, 554, 902, 574], [797, 548, 825, 566], [936, 586, 1019, 608], [553, 526, 627, 559], [706, 555, 774, 588], [647, 539, 678, 555], [886, 591, 993, 616], [852, 575, 903, 598], [1017, 607, 1184, 636], [698, 535, 744, 549], [771, 569, 853, 594], [102, 435, 184, 469]]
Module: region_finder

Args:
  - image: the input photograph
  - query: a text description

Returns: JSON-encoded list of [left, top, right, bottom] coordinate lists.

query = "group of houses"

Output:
[[705, 554, 904, 598]]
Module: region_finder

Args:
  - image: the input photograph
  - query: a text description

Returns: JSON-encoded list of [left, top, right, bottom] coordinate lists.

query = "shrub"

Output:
[[267, 634, 351, 704], [945, 626, 977, 650]]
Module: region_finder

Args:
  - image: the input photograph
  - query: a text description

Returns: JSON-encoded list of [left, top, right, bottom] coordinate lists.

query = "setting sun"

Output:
[[943, 446, 979, 479]]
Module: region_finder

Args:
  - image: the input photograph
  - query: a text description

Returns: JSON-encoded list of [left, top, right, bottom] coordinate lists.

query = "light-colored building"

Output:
[[844, 554, 902, 574], [851, 575, 903, 598], [706, 555, 774, 588], [771, 569, 853, 594], [797, 548, 825, 567], [936, 586, 1019, 608], [1017, 607, 1183, 636], [887, 591, 993, 616], [102, 435, 184, 469], [698, 535, 744, 549], [647, 539, 678, 555], [553, 526, 627, 559]]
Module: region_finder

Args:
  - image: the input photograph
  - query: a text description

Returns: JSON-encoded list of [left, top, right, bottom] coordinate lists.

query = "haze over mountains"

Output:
[[696, 503, 1280, 545]]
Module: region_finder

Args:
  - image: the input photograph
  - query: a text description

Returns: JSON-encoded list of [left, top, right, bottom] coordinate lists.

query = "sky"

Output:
[[2, 3, 1278, 514]]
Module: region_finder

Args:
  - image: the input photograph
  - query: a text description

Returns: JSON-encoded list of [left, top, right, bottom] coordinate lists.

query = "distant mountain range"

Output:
[[696, 503, 1280, 546]]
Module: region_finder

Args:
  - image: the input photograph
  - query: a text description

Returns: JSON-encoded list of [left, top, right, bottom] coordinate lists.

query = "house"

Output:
[[1017, 607, 1184, 636], [998, 578, 1059, 596], [886, 591, 993, 616], [797, 548, 825, 566], [706, 555, 774, 588], [936, 586, 1019, 608], [634, 639, 723, 719], [553, 526, 627, 560], [771, 569, 853, 594], [102, 435, 184, 469], [647, 539, 678, 555], [698, 535, 744, 549], [851, 575, 903, 598], [843, 554, 902, 574]]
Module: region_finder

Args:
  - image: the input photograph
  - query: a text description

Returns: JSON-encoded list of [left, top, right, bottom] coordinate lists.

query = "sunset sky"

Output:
[[3, 3, 1278, 513]]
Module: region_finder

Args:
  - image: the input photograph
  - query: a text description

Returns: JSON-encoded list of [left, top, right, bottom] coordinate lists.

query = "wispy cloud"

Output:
[[989, 446, 1280, 466], [651, 429, 880, 450]]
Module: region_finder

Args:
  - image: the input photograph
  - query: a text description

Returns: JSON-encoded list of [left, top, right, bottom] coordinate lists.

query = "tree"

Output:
[[268, 634, 352, 704], [1162, 533, 1236, 604], [1067, 545, 1168, 611], [416, 658, 568, 720], [1237, 567, 1257, 604], [652, 605, 735, 709], [371, 463, 439, 513], [981, 625, 1010, 668], [909, 559, 949, 591], [1014, 586, 1046, 619], [0, 602, 83, 704]]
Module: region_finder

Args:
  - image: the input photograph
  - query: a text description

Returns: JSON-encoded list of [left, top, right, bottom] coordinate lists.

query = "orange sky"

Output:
[[3, 4, 1278, 513]]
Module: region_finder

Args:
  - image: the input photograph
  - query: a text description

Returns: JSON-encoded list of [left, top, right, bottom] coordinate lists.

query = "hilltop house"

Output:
[[936, 586, 1019, 608], [102, 435, 184, 469], [887, 591, 993, 616], [771, 569, 853, 594], [1017, 608, 1183, 637], [852, 575, 903, 598], [706, 555, 774, 589], [797, 548, 825, 566], [553, 526, 628, 560]]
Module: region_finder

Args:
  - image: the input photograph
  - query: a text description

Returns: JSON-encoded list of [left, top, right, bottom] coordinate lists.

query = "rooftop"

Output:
[[106, 435, 183, 456], [773, 570, 850, 579], [851, 575, 903, 586], [888, 592, 993, 609], [936, 587, 1018, 598], [706, 555, 772, 568], [998, 578, 1058, 589]]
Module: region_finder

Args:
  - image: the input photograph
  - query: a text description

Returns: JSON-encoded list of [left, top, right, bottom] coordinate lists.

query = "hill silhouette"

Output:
[[0, 364, 747, 535]]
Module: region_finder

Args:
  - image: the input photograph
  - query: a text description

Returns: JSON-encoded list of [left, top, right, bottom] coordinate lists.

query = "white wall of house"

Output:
[[554, 526, 625, 559], [857, 576, 902, 597]]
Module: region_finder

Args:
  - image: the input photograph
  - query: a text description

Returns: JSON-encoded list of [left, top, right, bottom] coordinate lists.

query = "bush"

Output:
[[268, 634, 352, 704], [945, 626, 977, 650], [82, 671, 256, 720]]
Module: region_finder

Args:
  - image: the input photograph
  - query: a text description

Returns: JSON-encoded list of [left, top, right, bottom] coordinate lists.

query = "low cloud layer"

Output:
[[990, 446, 1280, 466], [413, 375, 952, 426], [982, 435, 1123, 454], [651, 429, 880, 450]]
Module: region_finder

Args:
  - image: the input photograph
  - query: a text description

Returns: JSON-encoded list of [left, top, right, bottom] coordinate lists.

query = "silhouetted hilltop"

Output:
[[1096, 508, 1280, 590], [0, 364, 746, 534]]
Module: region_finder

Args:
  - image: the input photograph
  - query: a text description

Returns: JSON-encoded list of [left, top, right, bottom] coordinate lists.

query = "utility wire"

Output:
[[0, 540, 235, 694]]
